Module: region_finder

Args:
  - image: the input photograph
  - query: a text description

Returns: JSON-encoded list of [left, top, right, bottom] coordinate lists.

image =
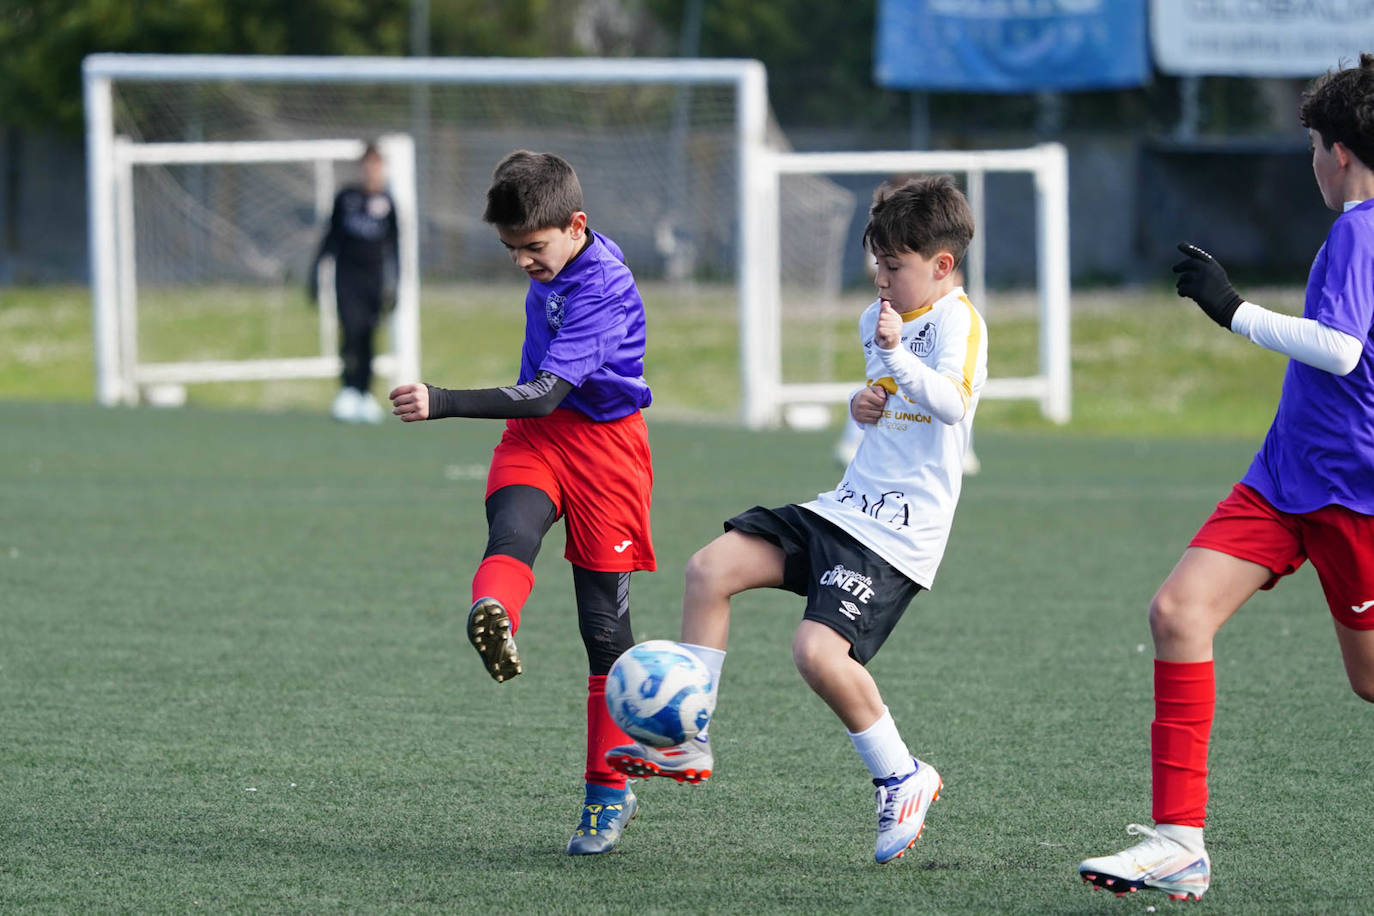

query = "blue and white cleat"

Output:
[[605, 735, 714, 784], [467, 597, 521, 683], [873, 758, 941, 864], [566, 784, 638, 855], [1078, 823, 1211, 901]]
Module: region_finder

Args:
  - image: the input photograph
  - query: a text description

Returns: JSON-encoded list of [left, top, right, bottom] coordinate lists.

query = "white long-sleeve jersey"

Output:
[[804, 287, 988, 588]]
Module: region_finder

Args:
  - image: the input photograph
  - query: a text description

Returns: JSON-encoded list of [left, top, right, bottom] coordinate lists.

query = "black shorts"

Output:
[[724, 504, 923, 664]]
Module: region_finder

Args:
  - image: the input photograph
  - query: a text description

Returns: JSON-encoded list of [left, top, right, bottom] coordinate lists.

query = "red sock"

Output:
[[1151, 659, 1215, 828], [585, 675, 629, 790], [470, 554, 534, 633]]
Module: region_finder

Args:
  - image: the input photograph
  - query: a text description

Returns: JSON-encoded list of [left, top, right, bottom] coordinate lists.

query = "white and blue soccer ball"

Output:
[[605, 640, 714, 748]]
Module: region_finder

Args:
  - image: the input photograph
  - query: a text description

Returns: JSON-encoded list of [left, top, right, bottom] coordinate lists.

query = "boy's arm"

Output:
[[1174, 241, 1362, 375], [874, 300, 968, 425], [390, 372, 573, 422]]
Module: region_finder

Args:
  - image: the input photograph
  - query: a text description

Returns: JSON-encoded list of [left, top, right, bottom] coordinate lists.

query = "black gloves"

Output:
[[1172, 242, 1243, 329]]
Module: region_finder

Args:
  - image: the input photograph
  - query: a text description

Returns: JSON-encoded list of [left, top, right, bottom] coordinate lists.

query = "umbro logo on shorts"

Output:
[[839, 600, 862, 620]]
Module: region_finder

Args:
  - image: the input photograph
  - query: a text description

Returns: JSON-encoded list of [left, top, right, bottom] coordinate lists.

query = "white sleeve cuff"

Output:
[[1230, 301, 1362, 375], [876, 345, 966, 424]]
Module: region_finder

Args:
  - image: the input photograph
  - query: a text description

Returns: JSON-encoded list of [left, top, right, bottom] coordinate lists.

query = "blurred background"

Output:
[[2, 0, 1373, 431]]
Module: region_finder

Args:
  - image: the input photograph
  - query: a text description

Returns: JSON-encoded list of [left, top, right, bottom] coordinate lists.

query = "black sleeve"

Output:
[[426, 371, 573, 420]]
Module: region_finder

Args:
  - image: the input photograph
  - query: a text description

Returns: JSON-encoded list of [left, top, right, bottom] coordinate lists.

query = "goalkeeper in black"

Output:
[[310, 142, 399, 423]]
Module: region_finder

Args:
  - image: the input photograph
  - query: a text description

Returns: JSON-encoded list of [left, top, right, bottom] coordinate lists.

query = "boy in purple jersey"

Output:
[[389, 150, 655, 855], [1079, 55, 1374, 902]]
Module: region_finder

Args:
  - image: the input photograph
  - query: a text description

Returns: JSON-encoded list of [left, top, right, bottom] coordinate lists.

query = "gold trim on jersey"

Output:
[[948, 294, 980, 409], [899, 303, 934, 321]]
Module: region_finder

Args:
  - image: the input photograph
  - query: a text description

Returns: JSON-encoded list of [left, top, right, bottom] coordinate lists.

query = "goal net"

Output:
[[759, 145, 1072, 429], [84, 54, 856, 416]]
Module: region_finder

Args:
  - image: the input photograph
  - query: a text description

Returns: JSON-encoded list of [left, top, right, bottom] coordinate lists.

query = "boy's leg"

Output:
[[681, 530, 787, 649], [467, 484, 557, 682], [1333, 623, 1374, 702], [567, 565, 640, 855], [791, 620, 938, 864], [1148, 547, 1269, 828], [571, 565, 635, 791], [1079, 546, 1270, 900], [605, 530, 784, 784]]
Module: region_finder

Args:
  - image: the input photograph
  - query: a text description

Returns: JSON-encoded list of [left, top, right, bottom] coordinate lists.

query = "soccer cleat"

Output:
[[356, 392, 385, 424], [466, 597, 522, 683], [566, 785, 638, 855], [605, 735, 713, 784], [873, 759, 941, 864], [1078, 823, 1211, 901], [331, 387, 362, 422]]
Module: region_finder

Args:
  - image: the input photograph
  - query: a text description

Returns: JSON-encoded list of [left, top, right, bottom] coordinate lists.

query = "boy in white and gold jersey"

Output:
[[607, 175, 987, 864]]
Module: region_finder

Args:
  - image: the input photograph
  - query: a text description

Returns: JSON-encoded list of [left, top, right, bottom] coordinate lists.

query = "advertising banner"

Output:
[[1152, 0, 1374, 77], [875, 0, 1149, 92]]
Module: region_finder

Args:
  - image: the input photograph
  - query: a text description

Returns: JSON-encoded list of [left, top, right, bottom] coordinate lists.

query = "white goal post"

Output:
[[83, 54, 1068, 425], [90, 132, 420, 404], [751, 144, 1072, 427], [82, 53, 773, 409]]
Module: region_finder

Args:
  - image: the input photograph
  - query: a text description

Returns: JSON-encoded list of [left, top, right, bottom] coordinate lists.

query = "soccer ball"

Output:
[[605, 640, 714, 748]]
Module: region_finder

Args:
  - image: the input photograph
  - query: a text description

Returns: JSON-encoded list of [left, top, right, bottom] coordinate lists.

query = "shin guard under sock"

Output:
[[1151, 659, 1215, 828], [585, 675, 629, 790]]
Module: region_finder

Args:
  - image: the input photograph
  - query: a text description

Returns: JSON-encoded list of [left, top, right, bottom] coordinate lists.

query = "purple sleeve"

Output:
[[1313, 216, 1374, 340], [536, 270, 631, 386]]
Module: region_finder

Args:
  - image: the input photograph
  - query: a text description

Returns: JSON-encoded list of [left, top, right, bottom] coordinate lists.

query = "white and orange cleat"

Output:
[[873, 759, 942, 863], [605, 735, 713, 784], [1078, 823, 1211, 901]]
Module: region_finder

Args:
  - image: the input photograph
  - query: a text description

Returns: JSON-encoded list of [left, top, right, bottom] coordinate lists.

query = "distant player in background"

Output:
[[388, 150, 655, 856], [1078, 55, 1374, 903], [310, 142, 398, 424], [606, 175, 987, 864]]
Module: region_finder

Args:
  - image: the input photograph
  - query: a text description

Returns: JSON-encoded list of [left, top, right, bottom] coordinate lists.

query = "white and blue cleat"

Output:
[[1078, 823, 1211, 901], [873, 759, 942, 864]]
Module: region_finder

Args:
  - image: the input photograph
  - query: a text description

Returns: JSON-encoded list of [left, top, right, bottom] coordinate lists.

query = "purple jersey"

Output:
[[519, 230, 652, 422], [1241, 199, 1374, 515]]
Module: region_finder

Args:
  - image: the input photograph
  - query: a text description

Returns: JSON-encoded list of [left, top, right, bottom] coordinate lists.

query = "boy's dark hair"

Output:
[[862, 174, 974, 264], [1300, 53, 1374, 169], [361, 141, 382, 162], [482, 150, 584, 231]]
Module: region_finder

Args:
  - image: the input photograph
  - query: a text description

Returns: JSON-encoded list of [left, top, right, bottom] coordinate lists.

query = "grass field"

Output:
[[0, 282, 1305, 437], [3, 398, 1372, 914]]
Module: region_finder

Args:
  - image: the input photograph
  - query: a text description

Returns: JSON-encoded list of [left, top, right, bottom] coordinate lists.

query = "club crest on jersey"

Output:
[[366, 193, 392, 219], [545, 292, 567, 330], [909, 322, 935, 357]]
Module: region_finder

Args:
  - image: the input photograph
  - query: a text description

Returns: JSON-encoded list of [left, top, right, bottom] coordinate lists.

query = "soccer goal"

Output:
[[751, 144, 1072, 428], [84, 53, 858, 417], [87, 129, 420, 405]]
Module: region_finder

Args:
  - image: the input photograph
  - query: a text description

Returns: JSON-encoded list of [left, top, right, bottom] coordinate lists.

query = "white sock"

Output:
[[680, 643, 725, 741], [1156, 823, 1205, 852], [847, 706, 916, 781]]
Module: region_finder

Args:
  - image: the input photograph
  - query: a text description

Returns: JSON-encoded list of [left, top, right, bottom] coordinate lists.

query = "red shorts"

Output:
[[486, 408, 656, 573], [1190, 483, 1374, 630]]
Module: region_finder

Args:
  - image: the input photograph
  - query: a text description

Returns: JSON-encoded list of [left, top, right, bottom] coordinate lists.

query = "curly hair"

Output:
[[861, 174, 974, 264], [1299, 53, 1374, 169]]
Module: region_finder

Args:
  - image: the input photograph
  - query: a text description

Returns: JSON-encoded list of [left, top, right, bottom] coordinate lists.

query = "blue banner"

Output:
[[875, 0, 1148, 92]]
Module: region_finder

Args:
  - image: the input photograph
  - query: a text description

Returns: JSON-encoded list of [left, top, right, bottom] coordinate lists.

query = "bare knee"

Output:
[[683, 546, 724, 603], [791, 627, 826, 682], [1148, 582, 1211, 654]]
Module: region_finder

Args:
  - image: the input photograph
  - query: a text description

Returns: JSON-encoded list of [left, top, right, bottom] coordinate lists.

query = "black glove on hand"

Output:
[[1172, 242, 1243, 329]]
